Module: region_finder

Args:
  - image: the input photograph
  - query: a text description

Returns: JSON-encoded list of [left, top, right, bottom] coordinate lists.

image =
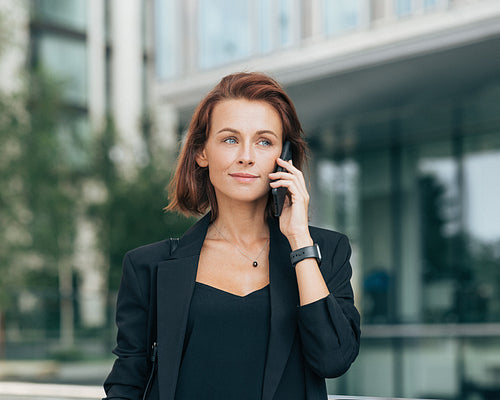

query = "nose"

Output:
[[238, 143, 255, 166]]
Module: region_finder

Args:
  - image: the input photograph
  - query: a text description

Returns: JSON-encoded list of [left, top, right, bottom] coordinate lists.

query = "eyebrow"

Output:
[[215, 127, 279, 138]]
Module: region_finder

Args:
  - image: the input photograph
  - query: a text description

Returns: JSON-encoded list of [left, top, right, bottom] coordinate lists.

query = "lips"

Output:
[[229, 172, 259, 183]]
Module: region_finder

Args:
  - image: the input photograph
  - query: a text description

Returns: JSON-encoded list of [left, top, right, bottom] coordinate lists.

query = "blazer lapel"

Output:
[[156, 214, 210, 400], [262, 217, 299, 400]]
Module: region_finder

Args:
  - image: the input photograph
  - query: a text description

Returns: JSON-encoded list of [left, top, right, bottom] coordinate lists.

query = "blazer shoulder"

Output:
[[125, 239, 174, 267], [309, 225, 348, 246]]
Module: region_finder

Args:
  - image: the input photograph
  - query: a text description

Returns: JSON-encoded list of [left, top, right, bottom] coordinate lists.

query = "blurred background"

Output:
[[0, 0, 499, 399]]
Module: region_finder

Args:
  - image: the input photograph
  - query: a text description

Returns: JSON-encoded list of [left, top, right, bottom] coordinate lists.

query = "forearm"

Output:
[[296, 232, 361, 377]]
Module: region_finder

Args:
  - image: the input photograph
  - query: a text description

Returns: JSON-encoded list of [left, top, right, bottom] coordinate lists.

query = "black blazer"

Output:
[[104, 213, 360, 400]]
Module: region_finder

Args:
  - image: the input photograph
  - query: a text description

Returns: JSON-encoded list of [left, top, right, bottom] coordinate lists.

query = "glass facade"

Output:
[[155, 0, 370, 79], [310, 83, 500, 398], [198, 0, 252, 69], [196, 0, 299, 69], [324, 0, 366, 36], [155, 0, 180, 80], [395, 0, 444, 16], [154, 0, 457, 80], [395, 0, 413, 16]]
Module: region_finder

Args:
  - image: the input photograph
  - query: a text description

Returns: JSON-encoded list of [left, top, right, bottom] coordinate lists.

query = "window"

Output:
[[36, 33, 87, 106], [463, 134, 500, 323], [257, 0, 273, 53], [33, 0, 86, 30], [395, 0, 412, 17], [324, 0, 365, 36], [198, 0, 252, 69], [155, 0, 180, 80], [278, 0, 296, 48]]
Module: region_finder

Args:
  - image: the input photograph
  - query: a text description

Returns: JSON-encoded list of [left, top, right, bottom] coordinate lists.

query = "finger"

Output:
[[270, 179, 309, 204], [275, 158, 307, 187], [270, 166, 308, 198], [276, 157, 299, 173], [270, 174, 308, 201]]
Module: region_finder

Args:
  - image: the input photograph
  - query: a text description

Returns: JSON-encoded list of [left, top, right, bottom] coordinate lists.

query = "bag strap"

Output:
[[142, 237, 179, 400]]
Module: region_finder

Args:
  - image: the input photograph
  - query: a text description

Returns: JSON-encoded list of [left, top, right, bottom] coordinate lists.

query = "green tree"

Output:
[[1, 9, 192, 358], [0, 62, 86, 355], [89, 116, 194, 305]]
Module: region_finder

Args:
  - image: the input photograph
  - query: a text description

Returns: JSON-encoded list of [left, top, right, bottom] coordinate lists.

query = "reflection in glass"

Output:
[[464, 135, 500, 323], [315, 158, 359, 235], [418, 153, 461, 323], [359, 150, 393, 324]]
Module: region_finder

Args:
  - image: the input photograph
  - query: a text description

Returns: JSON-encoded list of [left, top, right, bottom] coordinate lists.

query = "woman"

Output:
[[104, 72, 360, 400]]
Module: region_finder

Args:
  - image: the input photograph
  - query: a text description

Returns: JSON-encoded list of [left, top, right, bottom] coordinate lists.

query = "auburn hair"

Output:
[[165, 72, 309, 220]]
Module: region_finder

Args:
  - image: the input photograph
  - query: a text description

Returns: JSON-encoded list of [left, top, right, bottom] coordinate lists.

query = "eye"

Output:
[[258, 138, 272, 146], [223, 137, 237, 144]]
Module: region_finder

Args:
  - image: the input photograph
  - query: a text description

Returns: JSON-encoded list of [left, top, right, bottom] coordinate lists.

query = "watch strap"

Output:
[[290, 244, 321, 267]]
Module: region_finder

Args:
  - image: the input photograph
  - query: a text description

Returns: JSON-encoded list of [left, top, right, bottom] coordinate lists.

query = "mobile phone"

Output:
[[271, 140, 292, 217]]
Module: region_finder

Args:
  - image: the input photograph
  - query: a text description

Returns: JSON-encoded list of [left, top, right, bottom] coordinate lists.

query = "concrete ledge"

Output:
[[329, 397, 441, 400], [0, 362, 59, 381], [0, 382, 104, 400], [0, 382, 441, 400], [0, 360, 113, 385]]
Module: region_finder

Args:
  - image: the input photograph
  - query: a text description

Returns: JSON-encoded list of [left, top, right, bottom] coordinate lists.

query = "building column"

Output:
[[110, 0, 145, 177], [87, 0, 106, 132]]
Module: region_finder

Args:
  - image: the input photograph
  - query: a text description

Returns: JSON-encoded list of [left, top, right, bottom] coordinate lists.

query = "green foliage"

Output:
[[0, 66, 82, 339], [50, 346, 85, 362], [23, 69, 79, 257], [0, 11, 192, 351], [106, 166, 194, 291], [89, 116, 194, 292]]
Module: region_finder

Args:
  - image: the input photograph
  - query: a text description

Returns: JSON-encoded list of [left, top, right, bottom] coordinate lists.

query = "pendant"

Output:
[[253, 261, 258, 267]]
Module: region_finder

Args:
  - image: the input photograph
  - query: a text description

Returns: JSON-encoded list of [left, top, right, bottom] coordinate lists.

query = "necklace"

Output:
[[213, 223, 269, 267]]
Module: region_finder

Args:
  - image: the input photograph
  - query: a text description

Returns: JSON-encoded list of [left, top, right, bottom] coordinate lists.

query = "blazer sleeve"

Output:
[[297, 233, 361, 378], [103, 252, 151, 400]]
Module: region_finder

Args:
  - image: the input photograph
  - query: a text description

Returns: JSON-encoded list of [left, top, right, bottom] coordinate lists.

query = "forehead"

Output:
[[210, 99, 282, 129]]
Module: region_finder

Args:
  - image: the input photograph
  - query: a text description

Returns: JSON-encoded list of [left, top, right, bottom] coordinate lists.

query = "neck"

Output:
[[212, 202, 269, 243]]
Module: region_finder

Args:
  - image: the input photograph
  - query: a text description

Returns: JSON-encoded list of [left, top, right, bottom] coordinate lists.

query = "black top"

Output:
[[174, 282, 271, 400]]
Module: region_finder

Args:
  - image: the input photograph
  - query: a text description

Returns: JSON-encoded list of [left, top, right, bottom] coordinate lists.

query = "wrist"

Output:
[[288, 233, 313, 251]]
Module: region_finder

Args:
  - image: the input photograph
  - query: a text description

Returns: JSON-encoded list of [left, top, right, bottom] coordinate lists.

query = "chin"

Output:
[[221, 191, 269, 205]]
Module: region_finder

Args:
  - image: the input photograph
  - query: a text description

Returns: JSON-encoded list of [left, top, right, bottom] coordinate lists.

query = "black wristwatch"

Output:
[[290, 243, 322, 267]]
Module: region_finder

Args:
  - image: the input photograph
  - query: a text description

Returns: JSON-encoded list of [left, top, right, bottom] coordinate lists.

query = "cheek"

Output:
[[206, 151, 232, 176], [267, 150, 281, 171]]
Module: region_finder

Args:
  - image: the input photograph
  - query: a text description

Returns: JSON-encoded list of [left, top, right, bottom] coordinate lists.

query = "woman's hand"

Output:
[[269, 158, 313, 250]]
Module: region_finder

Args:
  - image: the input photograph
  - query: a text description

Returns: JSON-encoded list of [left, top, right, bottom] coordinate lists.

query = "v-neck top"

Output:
[[174, 282, 271, 400]]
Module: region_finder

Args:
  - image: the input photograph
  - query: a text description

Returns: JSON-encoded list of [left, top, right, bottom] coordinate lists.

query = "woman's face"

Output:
[[196, 99, 283, 207]]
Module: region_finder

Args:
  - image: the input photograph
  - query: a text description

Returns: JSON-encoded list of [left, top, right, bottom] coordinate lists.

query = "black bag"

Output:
[[142, 238, 179, 400]]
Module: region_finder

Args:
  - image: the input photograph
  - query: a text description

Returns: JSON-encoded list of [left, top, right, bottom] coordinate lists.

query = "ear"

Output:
[[195, 148, 209, 168]]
